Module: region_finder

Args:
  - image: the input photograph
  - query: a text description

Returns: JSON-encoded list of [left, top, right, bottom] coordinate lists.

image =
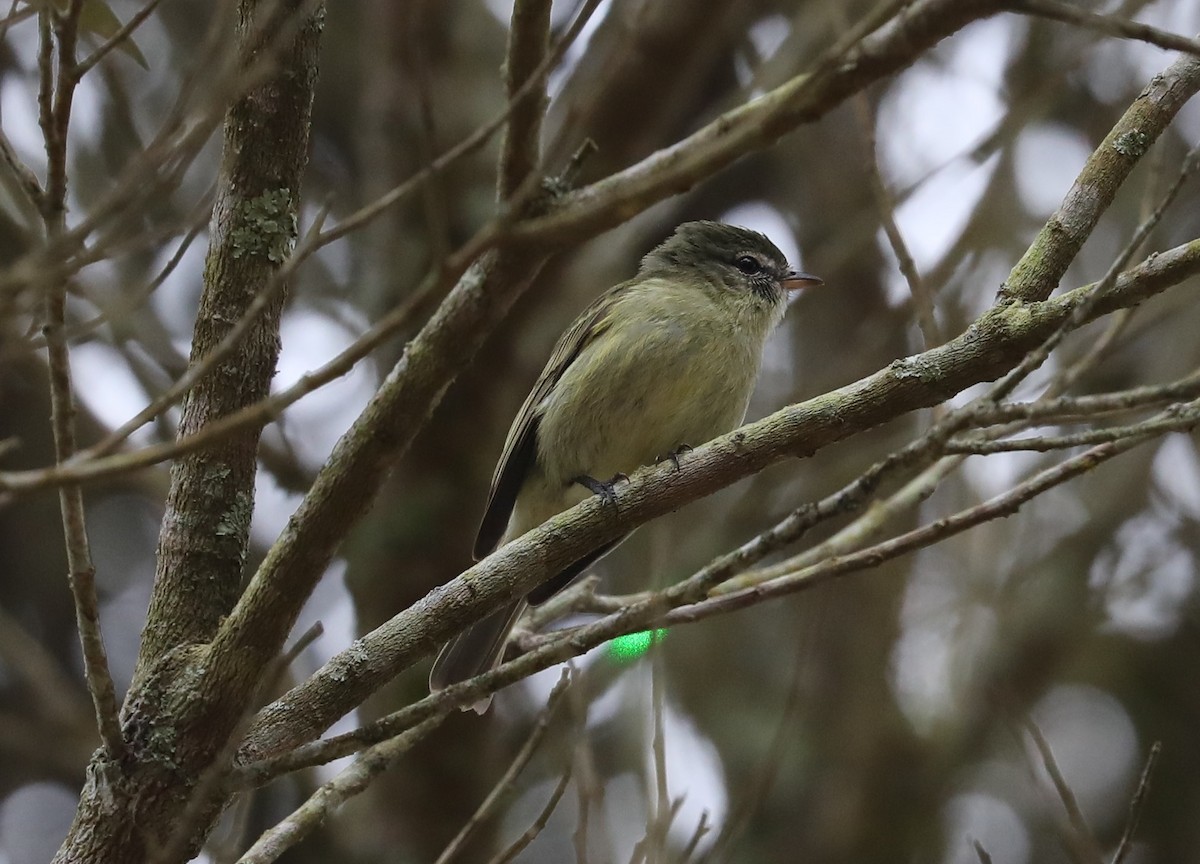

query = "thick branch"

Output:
[[239, 237, 1200, 762], [1002, 47, 1200, 303], [53, 2, 325, 862], [132, 0, 321, 680], [497, 0, 551, 200]]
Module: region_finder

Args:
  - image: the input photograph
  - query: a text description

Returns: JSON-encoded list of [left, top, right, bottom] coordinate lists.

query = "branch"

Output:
[[433, 670, 572, 864], [54, 2, 327, 861], [964, 370, 1200, 426], [667, 417, 1169, 627], [1020, 715, 1104, 864], [129, 0, 323, 676], [1011, 0, 1200, 57], [945, 404, 1200, 453], [74, 0, 163, 78], [237, 236, 1200, 766], [0, 0, 606, 497], [1112, 742, 1162, 864], [234, 713, 448, 864], [38, 0, 126, 761], [488, 767, 573, 864], [509, 0, 1014, 247], [497, 0, 551, 200], [1002, 46, 1200, 303]]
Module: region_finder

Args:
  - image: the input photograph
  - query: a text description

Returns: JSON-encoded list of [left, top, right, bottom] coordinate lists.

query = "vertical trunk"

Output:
[[53, 2, 324, 860]]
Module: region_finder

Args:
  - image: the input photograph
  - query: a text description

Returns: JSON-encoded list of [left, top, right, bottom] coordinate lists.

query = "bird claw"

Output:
[[657, 444, 693, 471], [574, 473, 627, 506]]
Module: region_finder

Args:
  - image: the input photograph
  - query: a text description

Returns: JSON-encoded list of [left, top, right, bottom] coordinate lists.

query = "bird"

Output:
[[429, 220, 822, 711]]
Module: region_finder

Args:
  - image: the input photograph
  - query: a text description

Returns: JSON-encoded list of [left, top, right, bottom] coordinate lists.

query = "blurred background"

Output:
[[2, 0, 1200, 861]]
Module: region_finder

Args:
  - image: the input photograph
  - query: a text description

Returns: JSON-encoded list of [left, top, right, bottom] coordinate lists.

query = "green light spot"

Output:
[[608, 629, 668, 663]]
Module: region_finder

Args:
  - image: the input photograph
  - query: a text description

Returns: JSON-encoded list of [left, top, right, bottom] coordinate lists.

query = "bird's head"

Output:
[[640, 220, 822, 307]]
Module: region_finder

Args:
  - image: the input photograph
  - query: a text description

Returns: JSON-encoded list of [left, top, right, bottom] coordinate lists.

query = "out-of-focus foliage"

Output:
[[1, 0, 1199, 862]]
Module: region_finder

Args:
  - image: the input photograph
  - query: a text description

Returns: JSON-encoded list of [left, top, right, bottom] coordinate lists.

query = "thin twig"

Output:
[[0, 128, 45, 216], [487, 767, 573, 864], [647, 647, 671, 862], [74, 0, 164, 78], [850, 83, 941, 348], [433, 670, 572, 864], [38, 0, 126, 762], [0, 603, 92, 728], [945, 401, 1200, 453], [965, 370, 1200, 427], [1111, 742, 1162, 864], [972, 839, 995, 864], [569, 663, 602, 864], [1019, 715, 1104, 864], [1010, 0, 1200, 57], [668, 416, 1174, 626], [679, 811, 711, 864], [234, 714, 448, 864]]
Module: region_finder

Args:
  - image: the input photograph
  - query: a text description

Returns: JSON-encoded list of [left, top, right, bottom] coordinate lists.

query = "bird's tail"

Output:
[[428, 600, 526, 714]]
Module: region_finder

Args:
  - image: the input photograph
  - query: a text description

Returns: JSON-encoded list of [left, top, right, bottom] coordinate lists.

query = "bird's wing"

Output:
[[473, 281, 630, 559]]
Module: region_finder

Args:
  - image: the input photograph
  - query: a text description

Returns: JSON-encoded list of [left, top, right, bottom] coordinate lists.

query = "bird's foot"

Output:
[[573, 473, 628, 506], [657, 444, 693, 471]]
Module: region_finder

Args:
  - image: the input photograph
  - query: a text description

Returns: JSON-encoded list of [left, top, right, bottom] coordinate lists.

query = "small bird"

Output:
[[429, 221, 821, 710]]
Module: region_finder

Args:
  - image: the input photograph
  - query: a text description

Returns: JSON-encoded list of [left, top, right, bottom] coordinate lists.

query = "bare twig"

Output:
[[569, 667, 602, 864], [848, 72, 941, 348], [973, 839, 995, 864], [234, 714, 448, 864], [1020, 715, 1104, 864], [0, 128, 45, 216], [37, 0, 126, 762], [964, 370, 1200, 427], [433, 670, 572, 864], [945, 401, 1200, 453], [647, 647, 671, 862], [498, 0, 552, 201], [236, 234, 1200, 770], [74, 0, 164, 78], [1010, 0, 1200, 57], [487, 767, 573, 864], [669, 424, 1167, 625], [680, 811, 711, 864], [1112, 742, 1162, 864]]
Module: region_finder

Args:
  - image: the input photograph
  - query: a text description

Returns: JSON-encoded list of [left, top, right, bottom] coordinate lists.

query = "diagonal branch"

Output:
[[508, 0, 1014, 247], [237, 236, 1200, 765]]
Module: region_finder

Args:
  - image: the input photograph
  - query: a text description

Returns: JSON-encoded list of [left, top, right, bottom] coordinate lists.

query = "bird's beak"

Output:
[[781, 270, 824, 292]]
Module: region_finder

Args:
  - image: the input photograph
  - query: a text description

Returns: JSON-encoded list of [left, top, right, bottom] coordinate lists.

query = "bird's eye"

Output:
[[734, 255, 762, 275]]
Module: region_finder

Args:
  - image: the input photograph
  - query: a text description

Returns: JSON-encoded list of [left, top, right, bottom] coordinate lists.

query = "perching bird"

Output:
[[429, 221, 821, 710]]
